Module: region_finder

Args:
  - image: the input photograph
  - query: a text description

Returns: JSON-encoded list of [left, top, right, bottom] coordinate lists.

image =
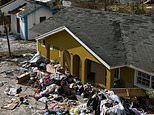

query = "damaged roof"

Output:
[[9, 2, 41, 16], [29, 7, 154, 74]]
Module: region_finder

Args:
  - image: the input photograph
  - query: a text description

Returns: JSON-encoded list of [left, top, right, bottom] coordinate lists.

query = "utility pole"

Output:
[[104, 0, 107, 11], [1, 12, 11, 57], [4, 25, 11, 57]]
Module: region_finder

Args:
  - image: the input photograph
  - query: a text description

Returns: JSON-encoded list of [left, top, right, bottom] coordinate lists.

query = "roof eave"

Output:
[[111, 64, 154, 76]]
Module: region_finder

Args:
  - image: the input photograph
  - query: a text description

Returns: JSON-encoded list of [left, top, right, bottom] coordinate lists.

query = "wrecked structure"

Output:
[[30, 7, 154, 91]]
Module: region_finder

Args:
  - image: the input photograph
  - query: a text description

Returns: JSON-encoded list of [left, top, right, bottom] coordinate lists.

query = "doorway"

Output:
[[16, 18, 20, 33], [63, 50, 71, 72], [86, 59, 95, 85], [73, 55, 81, 78]]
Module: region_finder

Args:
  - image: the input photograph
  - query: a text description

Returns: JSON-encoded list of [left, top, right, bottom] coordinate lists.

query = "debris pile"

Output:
[[0, 52, 153, 115]]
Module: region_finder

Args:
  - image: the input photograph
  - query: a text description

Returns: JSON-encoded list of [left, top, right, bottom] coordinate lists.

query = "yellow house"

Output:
[[30, 7, 154, 90]]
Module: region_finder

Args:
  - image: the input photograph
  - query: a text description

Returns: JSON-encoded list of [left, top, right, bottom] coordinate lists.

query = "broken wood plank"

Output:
[[16, 72, 30, 84], [111, 88, 146, 98]]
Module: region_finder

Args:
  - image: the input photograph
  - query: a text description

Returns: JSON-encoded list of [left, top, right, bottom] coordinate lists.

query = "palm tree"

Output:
[[0, 11, 11, 57]]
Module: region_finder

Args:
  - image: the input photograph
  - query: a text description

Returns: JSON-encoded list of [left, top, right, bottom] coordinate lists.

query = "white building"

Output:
[[1, 0, 55, 40]]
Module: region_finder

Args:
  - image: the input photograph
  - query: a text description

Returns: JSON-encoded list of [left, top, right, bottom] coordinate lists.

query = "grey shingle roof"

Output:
[[9, 2, 42, 16], [0, 0, 16, 9], [29, 7, 154, 74], [17, 2, 41, 16]]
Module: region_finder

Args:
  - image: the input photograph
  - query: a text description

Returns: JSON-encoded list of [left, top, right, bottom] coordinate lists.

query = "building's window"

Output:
[[114, 68, 120, 79], [40, 16, 46, 23], [135, 71, 154, 89], [114, 68, 121, 88]]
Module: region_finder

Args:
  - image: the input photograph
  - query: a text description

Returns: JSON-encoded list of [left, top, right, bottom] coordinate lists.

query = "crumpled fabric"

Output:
[[46, 84, 60, 93], [70, 107, 80, 115], [100, 99, 125, 115], [77, 103, 87, 113], [43, 75, 52, 86], [49, 103, 60, 111], [38, 97, 49, 103], [106, 90, 121, 103], [4, 87, 22, 96], [50, 73, 66, 81]]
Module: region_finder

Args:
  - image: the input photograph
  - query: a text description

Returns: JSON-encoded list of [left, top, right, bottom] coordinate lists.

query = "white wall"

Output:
[[19, 17, 25, 39], [0, 25, 4, 34], [28, 7, 52, 29], [11, 15, 25, 39], [1, 0, 27, 14], [11, 14, 17, 34], [28, 7, 53, 39]]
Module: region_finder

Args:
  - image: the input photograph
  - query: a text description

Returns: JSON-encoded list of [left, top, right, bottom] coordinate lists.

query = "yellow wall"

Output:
[[38, 30, 101, 84], [120, 67, 135, 88], [38, 31, 100, 63], [91, 61, 106, 85], [68, 46, 100, 63], [49, 49, 60, 62], [106, 69, 115, 90], [38, 41, 47, 57]]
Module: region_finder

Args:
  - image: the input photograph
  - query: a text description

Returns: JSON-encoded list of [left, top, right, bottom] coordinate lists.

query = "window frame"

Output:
[[134, 70, 154, 89], [40, 16, 46, 23]]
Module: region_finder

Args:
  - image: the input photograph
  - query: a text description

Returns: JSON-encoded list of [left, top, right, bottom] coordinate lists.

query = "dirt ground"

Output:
[[0, 38, 47, 115]]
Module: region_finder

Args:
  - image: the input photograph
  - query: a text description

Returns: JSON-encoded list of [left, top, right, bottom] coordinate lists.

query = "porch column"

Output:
[[60, 50, 64, 67], [70, 54, 74, 75], [106, 69, 115, 90], [46, 44, 50, 59], [81, 59, 86, 84]]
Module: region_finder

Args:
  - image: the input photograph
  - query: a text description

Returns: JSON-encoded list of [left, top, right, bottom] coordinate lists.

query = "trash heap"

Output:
[[0, 53, 150, 115]]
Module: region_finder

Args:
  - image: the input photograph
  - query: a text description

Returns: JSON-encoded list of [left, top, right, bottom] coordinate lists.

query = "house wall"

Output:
[[49, 48, 60, 62], [1, 0, 26, 14], [38, 30, 103, 84], [120, 67, 135, 88], [38, 31, 100, 63], [11, 15, 25, 39], [91, 61, 106, 85], [28, 7, 52, 30], [27, 7, 52, 40], [20, 17, 25, 39], [11, 14, 17, 34], [0, 25, 4, 34]]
